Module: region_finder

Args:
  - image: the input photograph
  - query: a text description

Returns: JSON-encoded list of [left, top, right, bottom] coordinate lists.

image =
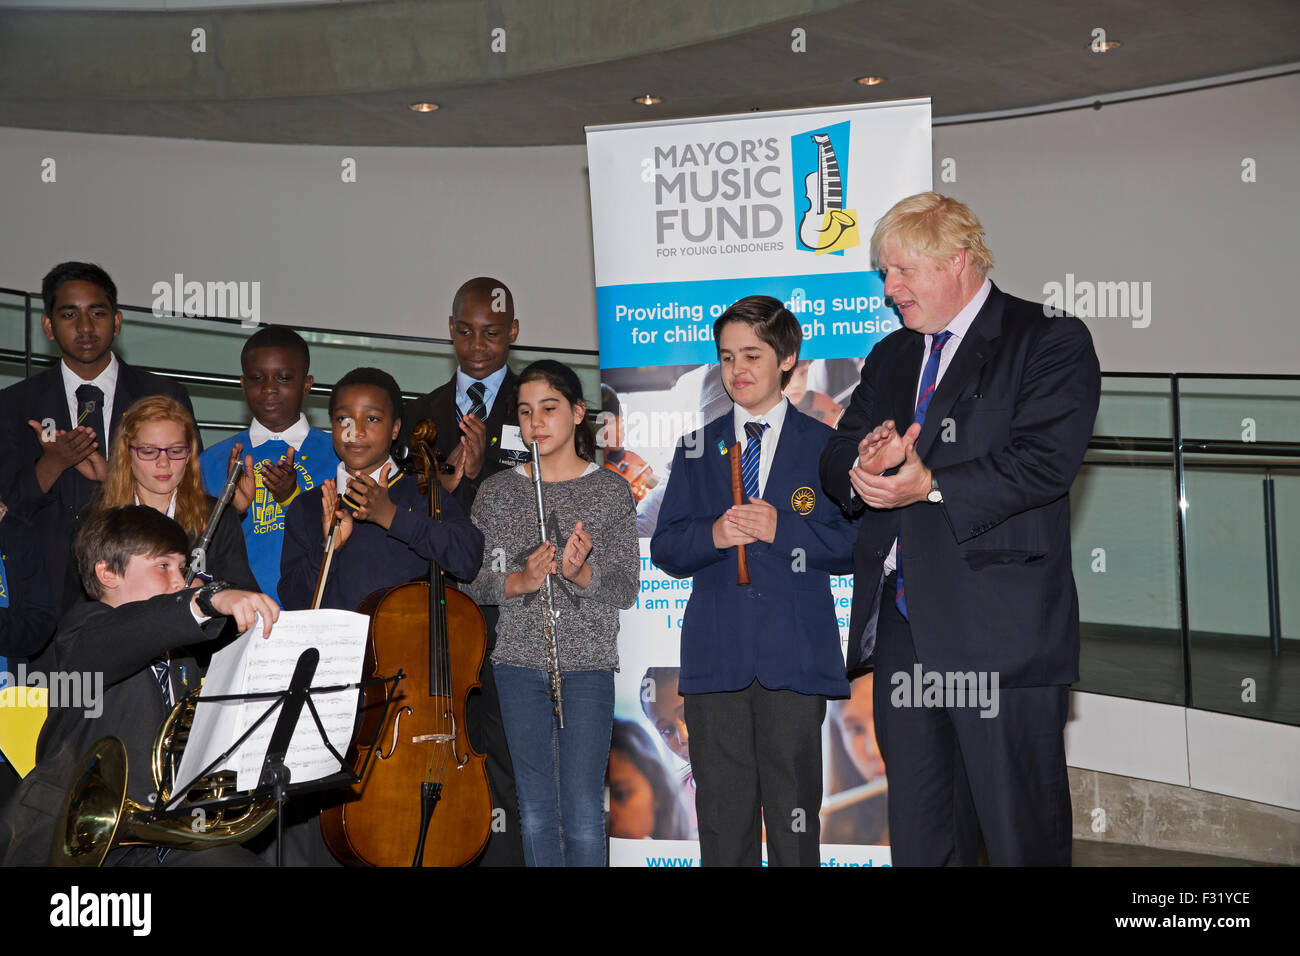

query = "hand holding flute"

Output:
[[529, 439, 566, 729]]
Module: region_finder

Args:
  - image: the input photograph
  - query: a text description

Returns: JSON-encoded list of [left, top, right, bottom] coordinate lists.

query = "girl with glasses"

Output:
[[62, 395, 257, 611]]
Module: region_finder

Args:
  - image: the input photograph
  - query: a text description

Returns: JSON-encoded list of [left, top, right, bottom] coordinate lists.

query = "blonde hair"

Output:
[[90, 395, 208, 540], [870, 192, 994, 275]]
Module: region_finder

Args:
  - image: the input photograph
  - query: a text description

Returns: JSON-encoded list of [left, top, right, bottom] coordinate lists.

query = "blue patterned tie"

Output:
[[740, 421, 767, 500], [895, 330, 953, 620], [152, 659, 173, 707], [465, 381, 488, 421]]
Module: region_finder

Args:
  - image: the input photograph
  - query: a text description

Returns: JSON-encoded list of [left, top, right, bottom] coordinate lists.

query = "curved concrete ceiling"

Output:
[[1, 0, 1297, 145]]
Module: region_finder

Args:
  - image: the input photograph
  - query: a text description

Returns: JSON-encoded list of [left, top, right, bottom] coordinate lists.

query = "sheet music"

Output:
[[172, 609, 369, 799]]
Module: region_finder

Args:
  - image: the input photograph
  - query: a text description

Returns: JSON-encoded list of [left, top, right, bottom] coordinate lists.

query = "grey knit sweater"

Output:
[[464, 463, 639, 671]]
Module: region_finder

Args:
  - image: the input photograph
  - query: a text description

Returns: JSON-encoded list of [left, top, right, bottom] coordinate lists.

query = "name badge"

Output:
[[500, 424, 527, 453]]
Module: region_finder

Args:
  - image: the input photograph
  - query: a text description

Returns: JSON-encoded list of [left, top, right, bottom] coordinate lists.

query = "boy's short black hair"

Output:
[[712, 295, 803, 388], [42, 261, 118, 317], [241, 325, 311, 373], [330, 367, 404, 422], [75, 505, 189, 600], [452, 276, 514, 320]]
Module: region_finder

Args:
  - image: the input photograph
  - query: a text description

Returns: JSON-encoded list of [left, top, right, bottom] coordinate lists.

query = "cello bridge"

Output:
[[412, 733, 455, 744]]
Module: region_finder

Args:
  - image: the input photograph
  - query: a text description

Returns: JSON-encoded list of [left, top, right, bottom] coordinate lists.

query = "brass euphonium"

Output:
[[52, 694, 279, 866]]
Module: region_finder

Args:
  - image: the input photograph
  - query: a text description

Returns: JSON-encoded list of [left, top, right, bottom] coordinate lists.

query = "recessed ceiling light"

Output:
[[633, 94, 662, 106], [1091, 40, 1122, 53], [855, 75, 886, 86], [408, 102, 439, 112]]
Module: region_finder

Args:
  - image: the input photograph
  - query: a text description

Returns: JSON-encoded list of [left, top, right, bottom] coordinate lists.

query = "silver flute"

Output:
[[185, 456, 244, 585], [529, 439, 565, 729]]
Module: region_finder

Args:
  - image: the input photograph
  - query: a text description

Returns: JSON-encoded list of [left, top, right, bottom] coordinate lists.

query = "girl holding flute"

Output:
[[463, 360, 638, 867]]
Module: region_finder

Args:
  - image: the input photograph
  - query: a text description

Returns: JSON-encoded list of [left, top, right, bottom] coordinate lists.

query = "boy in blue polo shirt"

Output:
[[651, 295, 857, 867], [200, 327, 337, 604]]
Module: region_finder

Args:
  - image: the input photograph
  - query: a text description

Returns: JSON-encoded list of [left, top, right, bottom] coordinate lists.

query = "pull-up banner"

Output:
[[587, 99, 931, 867]]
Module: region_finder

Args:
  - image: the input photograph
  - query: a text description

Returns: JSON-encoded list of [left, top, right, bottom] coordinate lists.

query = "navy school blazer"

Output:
[[650, 404, 856, 699]]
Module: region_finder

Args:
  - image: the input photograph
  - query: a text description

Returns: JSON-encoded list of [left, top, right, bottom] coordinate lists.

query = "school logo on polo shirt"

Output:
[[791, 486, 816, 515], [250, 456, 318, 534]]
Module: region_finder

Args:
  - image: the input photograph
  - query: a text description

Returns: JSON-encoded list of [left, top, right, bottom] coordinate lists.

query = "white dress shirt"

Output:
[[881, 278, 992, 573], [734, 396, 789, 499], [61, 352, 119, 438], [249, 412, 312, 451]]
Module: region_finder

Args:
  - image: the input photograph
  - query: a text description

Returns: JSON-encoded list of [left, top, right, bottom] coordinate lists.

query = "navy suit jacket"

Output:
[[651, 404, 856, 699], [0, 357, 198, 600], [819, 283, 1101, 686]]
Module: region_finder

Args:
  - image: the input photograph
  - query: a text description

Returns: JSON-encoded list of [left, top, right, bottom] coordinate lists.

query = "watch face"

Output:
[[928, 490, 942, 503]]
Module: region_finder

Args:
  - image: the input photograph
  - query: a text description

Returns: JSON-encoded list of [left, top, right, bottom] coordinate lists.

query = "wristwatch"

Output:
[[927, 474, 943, 504], [194, 579, 232, 617]]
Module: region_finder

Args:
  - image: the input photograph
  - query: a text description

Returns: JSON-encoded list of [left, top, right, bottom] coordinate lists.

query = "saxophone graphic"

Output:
[[798, 133, 858, 252]]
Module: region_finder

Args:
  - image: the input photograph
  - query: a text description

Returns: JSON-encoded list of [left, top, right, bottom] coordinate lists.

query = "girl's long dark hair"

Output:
[[517, 360, 595, 461]]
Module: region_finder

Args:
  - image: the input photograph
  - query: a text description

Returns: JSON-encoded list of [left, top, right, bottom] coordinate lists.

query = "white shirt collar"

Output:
[[733, 394, 788, 443], [133, 489, 177, 518], [249, 412, 311, 451], [335, 457, 397, 494], [931, 277, 992, 345]]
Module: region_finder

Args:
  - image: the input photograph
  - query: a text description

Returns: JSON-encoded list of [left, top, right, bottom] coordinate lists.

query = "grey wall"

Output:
[[2, 72, 1298, 370], [0, 133, 597, 350], [932, 71, 1299, 375]]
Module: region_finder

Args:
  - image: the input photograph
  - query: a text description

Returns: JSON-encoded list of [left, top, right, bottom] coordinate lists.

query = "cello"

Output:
[[320, 420, 492, 866]]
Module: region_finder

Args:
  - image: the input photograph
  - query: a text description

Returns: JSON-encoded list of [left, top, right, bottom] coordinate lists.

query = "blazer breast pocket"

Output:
[[964, 549, 1048, 570], [948, 398, 1010, 446]]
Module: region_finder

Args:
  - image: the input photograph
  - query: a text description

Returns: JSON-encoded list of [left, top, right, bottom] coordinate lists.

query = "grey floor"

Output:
[[1072, 839, 1275, 866]]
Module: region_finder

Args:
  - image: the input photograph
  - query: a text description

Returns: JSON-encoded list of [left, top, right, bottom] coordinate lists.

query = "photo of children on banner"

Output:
[[607, 718, 692, 841], [635, 665, 696, 837], [822, 673, 889, 846], [603, 359, 861, 538]]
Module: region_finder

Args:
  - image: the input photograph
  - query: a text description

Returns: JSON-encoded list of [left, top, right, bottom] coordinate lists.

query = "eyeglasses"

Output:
[[131, 444, 192, 461]]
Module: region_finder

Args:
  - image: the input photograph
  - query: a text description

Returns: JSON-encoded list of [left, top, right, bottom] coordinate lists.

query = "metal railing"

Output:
[[3, 289, 1295, 723]]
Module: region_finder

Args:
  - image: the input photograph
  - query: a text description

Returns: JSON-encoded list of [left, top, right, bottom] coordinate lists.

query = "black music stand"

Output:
[[152, 649, 405, 867]]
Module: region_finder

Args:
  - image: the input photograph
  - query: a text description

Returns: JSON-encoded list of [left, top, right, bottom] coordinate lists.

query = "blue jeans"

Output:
[[492, 663, 614, 867]]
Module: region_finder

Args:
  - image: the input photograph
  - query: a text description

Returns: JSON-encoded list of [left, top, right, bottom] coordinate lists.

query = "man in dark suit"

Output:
[[398, 275, 524, 866], [0, 262, 199, 601], [652, 297, 857, 866], [0, 505, 277, 866], [819, 193, 1100, 866]]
